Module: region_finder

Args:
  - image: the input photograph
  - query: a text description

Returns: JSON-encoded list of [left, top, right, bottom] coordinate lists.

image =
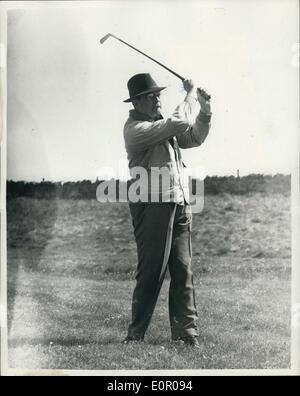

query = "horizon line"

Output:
[[6, 172, 292, 184]]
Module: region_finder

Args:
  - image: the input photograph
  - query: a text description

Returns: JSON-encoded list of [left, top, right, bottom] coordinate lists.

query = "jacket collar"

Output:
[[129, 109, 163, 122]]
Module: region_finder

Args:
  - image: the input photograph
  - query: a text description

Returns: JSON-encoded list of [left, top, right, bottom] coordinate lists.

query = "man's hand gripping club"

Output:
[[183, 79, 211, 115]]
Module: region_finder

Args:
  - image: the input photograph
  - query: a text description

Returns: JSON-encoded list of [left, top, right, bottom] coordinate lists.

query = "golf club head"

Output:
[[100, 33, 112, 44]]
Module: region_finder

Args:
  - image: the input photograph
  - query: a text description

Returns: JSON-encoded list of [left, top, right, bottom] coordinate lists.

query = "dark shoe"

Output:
[[122, 336, 144, 344], [173, 336, 201, 349]]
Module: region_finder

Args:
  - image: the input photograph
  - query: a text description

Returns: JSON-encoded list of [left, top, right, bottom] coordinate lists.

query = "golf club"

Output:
[[100, 33, 211, 101]]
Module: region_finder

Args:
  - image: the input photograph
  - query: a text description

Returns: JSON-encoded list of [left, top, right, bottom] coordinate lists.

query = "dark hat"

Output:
[[123, 73, 166, 103]]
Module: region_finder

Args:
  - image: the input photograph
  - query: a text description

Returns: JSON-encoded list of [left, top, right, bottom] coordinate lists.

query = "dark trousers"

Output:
[[127, 202, 198, 340]]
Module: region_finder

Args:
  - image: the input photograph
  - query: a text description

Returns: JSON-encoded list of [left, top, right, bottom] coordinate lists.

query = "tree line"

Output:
[[6, 174, 290, 199]]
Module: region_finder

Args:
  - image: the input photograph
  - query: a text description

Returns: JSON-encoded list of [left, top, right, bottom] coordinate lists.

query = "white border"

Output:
[[0, 2, 8, 378], [0, 0, 299, 377]]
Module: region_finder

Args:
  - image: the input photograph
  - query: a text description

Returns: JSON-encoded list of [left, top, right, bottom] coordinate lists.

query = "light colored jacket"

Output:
[[123, 95, 211, 203]]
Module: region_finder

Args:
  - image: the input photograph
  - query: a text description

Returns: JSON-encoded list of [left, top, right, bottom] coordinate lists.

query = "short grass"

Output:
[[6, 193, 291, 370]]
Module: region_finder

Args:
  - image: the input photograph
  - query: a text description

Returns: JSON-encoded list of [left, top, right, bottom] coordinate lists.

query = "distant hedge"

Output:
[[6, 174, 290, 199], [203, 174, 290, 195]]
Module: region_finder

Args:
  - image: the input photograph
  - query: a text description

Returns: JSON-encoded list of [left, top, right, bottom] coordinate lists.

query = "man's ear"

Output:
[[132, 99, 139, 109]]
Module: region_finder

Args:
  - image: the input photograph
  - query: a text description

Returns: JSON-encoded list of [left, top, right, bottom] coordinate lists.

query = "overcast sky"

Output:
[[5, 0, 299, 181]]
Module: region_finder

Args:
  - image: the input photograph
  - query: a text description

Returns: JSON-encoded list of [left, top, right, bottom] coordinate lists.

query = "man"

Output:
[[123, 73, 211, 347]]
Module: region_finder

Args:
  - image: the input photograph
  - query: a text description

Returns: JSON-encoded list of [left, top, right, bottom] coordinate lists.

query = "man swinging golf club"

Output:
[[122, 73, 212, 348]]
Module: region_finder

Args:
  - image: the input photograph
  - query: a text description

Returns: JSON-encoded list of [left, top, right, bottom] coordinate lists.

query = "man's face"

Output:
[[133, 92, 162, 119]]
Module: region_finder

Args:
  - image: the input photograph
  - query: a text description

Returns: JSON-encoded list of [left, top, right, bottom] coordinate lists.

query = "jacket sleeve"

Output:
[[124, 95, 211, 153], [124, 114, 192, 153], [175, 95, 212, 149]]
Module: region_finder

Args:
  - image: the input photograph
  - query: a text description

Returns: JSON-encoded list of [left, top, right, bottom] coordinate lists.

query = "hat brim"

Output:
[[123, 86, 166, 103]]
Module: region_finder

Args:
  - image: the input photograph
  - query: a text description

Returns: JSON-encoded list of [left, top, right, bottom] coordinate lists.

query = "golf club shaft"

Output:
[[101, 34, 210, 100], [111, 35, 185, 82]]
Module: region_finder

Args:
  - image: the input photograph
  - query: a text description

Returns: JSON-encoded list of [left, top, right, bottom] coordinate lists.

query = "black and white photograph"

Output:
[[0, 0, 299, 375]]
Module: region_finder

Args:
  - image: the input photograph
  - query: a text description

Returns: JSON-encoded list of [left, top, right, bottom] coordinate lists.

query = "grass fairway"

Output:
[[6, 193, 291, 370]]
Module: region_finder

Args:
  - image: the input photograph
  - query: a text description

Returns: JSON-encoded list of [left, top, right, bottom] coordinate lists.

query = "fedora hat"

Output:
[[123, 73, 166, 103]]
